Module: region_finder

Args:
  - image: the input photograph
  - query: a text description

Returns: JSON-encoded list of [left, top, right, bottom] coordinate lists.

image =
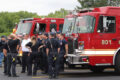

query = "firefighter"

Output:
[[3, 35, 12, 75], [59, 34, 68, 71], [0, 36, 6, 67], [37, 32, 44, 70], [3, 43, 8, 75], [21, 34, 31, 73], [26, 36, 41, 76], [46, 32, 60, 79], [56, 31, 61, 40], [38, 32, 43, 44], [1, 36, 7, 75], [41, 33, 49, 74], [7, 34, 20, 77]]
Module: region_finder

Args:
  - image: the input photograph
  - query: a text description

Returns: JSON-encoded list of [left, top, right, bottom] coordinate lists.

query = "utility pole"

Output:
[[62, 10, 65, 18]]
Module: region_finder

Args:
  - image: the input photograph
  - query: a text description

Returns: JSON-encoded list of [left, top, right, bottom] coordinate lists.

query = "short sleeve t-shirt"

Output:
[[21, 38, 31, 52], [3, 43, 10, 53], [8, 39, 20, 53], [0, 40, 6, 52], [46, 38, 60, 52]]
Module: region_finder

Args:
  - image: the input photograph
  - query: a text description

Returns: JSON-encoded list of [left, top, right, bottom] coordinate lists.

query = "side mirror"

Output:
[[36, 23, 40, 33]]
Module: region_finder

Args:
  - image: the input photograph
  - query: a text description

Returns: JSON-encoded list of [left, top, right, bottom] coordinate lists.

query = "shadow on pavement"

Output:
[[59, 70, 120, 78]]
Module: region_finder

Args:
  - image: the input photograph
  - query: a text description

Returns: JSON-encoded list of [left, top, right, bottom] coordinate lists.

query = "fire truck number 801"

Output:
[[102, 40, 112, 45], [102, 40, 120, 45]]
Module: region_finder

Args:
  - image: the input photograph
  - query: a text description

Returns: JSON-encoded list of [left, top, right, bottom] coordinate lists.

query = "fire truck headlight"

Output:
[[78, 41, 84, 50]]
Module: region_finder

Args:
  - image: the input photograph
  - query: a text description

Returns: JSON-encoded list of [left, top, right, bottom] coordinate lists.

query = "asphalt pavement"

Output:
[[0, 65, 120, 80]]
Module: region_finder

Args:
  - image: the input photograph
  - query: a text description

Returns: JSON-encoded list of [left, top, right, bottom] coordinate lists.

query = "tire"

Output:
[[115, 53, 120, 73], [90, 66, 104, 73]]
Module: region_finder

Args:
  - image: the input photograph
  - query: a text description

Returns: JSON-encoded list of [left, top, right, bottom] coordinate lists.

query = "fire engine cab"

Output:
[[16, 18, 64, 36], [63, 6, 120, 73]]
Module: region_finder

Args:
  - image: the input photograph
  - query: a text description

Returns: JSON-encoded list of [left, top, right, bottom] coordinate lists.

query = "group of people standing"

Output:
[[0, 31, 68, 79]]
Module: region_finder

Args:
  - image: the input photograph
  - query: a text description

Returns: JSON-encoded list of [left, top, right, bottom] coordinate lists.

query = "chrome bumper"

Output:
[[66, 53, 89, 65]]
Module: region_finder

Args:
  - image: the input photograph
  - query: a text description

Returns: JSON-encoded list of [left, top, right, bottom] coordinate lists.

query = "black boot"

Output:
[[21, 71, 25, 73], [49, 76, 53, 79], [13, 75, 19, 77], [8, 74, 11, 77], [33, 73, 37, 76]]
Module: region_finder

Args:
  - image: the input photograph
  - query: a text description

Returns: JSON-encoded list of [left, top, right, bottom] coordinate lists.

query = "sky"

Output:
[[0, 0, 80, 15]]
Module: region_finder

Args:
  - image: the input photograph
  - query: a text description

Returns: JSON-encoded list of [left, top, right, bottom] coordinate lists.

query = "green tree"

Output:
[[47, 8, 68, 18], [77, 0, 120, 9], [0, 8, 68, 33], [0, 11, 39, 33]]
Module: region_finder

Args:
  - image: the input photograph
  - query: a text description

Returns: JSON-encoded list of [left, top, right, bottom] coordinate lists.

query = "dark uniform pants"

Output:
[[7, 53, 17, 76], [4, 56, 7, 74], [27, 53, 38, 75], [59, 51, 65, 71], [48, 53, 59, 77], [36, 52, 42, 70], [22, 52, 29, 72], [42, 52, 48, 73]]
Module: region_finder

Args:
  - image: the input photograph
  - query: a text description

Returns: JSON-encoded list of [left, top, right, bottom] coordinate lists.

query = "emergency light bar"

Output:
[[20, 18, 34, 23], [51, 20, 56, 22], [78, 8, 94, 13]]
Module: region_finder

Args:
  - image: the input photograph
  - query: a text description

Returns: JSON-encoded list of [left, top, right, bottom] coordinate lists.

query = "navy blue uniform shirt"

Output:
[[0, 40, 6, 52], [3, 43, 10, 53], [38, 38, 43, 45], [59, 39, 67, 52], [42, 38, 49, 53], [46, 38, 60, 52]]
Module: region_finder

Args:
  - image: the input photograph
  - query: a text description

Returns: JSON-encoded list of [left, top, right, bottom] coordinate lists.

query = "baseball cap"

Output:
[[44, 33, 48, 37], [1, 35, 6, 38], [50, 32, 55, 36], [56, 31, 61, 34]]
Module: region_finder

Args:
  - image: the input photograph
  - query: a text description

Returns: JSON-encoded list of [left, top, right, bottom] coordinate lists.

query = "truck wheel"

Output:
[[90, 66, 104, 73], [68, 64, 75, 69], [115, 53, 120, 73]]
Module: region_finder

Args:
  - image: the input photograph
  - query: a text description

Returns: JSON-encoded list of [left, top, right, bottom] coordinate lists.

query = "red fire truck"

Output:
[[63, 6, 120, 73], [16, 18, 64, 36], [16, 18, 64, 57]]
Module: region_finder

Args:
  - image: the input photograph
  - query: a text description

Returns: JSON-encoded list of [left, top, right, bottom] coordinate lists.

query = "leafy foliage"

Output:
[[0, 11, 39, 33], [0, 9, 68, 33], [77, 0, 120, 9], [47, 8, 68, 18]]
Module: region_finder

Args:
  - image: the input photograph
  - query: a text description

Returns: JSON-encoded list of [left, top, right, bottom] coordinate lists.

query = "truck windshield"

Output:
[[16, 22, 32, 35], [62, 17, 76, 34], [73, 16, 95, 33]]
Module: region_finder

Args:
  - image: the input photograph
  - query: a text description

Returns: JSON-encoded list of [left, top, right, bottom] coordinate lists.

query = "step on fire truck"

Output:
[[15, 18, 64, 36], [63, 6, 120, 73]]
